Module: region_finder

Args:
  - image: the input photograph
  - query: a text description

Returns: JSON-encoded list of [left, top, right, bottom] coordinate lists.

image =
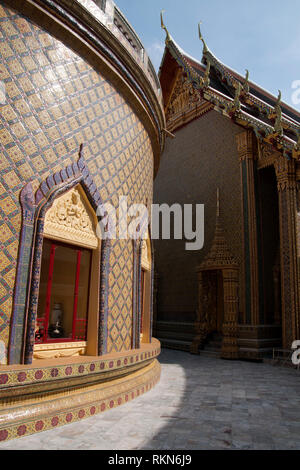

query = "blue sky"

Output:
[[116, 0, 300, 109]]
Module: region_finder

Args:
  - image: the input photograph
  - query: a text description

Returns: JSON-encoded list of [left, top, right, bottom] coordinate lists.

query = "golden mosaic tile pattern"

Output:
[[108, 240, 133, 353], [0, 6, 154, 356]]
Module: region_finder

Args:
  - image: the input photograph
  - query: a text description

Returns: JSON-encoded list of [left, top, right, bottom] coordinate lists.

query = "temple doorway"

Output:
[[202, 270, 224, 335], [191, 191, 240, 358], [215, 271, 224, 334]]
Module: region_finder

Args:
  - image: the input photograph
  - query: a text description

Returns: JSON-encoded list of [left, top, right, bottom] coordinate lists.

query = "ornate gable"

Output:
[[44, 185, 99, 249], [165, 71, 213, 132]]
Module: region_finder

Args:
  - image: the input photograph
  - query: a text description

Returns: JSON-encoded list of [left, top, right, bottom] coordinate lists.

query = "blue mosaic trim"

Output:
[[98, 239, 111, 356], [131, 240, 139, 349], [149, 237, 155, 343], [8, 184, 36, 364], [135, 240, 143, 350]]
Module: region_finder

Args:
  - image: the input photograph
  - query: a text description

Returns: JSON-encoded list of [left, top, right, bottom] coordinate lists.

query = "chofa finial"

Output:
[[276, 90, 282, 106], [274, 90, 283, 137], [198, 22, 208, 54], [160, 10, 171, 43], [296, 128, 300, 150], [243, 69, 250, 94]]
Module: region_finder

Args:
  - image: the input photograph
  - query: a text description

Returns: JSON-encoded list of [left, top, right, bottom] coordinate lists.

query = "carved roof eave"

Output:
[[164, 38, 300, 161], [202, 50, 300, 128]]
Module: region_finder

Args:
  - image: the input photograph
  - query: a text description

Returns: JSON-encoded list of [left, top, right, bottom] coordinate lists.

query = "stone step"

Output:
[[203, 344, 222, 352], [207, 341, 222, 349], [159, 338, 192, 352], [200, 350, 221, 358]]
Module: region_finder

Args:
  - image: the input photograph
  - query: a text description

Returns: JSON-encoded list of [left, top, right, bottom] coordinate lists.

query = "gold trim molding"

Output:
[[33, 342, 87, 360]]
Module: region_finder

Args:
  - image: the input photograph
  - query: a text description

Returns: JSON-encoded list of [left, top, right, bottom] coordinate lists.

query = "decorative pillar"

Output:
[[221, 268, 239, 359], [274, 156, 299, 348], [273, 253, 281, 326], [153, 271, 159, 327], [236, 130, 263, 325], [190, 270, 209, 354]]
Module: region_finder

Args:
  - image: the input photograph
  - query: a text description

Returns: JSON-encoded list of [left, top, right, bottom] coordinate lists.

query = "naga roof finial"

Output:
[[203, 59, 211, 87], [274, 90, 283, 136], [198, 22, 208, 54], [295, 128, 300, 150], [228, 81, 242, 113], [243, 69, 250, 94], [276, 90, 282, 107], [234, 82, 242, 111], [160, 10, 171, 44]]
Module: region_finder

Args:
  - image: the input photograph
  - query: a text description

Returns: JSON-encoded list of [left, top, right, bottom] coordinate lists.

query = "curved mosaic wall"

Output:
[[0, 3, 155, 363]]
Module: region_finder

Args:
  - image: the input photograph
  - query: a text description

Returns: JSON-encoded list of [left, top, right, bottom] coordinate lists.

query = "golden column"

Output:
[[274, 156, 300, 348], [221, 268, 239, 359], [236, 130, 261, 325], [190, 270, 210, 354]]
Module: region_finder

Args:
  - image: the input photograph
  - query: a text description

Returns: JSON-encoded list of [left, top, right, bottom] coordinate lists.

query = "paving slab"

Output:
[[0, 349, 300, 450]]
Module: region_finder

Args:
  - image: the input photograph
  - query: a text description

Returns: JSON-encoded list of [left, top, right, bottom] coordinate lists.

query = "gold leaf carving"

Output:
[[166, 74, 203, 121], [44, 187, 98, 249]]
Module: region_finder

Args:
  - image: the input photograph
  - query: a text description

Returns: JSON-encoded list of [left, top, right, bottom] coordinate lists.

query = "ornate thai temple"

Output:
[[0, 0, 165, 441], [154, 16, 300, 360], [1, 0, 300, 444]]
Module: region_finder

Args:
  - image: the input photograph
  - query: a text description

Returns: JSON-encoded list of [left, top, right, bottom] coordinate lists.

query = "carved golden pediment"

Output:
[[257, 141, 277, 169], [166, 74, 203, 121], [165, 72, 212, 132], [44, 186, 98, 249]]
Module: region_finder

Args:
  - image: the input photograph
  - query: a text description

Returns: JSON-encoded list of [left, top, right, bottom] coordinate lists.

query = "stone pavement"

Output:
[[1, 349, 300, 450]]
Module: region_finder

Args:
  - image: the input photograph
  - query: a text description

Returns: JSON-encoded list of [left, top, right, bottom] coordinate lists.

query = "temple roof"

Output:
[[159, 14, 300, 160]]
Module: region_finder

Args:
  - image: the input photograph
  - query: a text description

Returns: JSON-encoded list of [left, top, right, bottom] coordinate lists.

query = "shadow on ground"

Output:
[[0, 348, 300, 450], [141, 348, 300, 450]]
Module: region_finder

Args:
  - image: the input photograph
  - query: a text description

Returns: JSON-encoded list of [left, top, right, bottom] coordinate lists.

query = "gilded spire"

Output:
[[217, 187, 220, 218], [198, 22, 208, 54], [160, 10, 171, 44], [199, 188, 238, 270]]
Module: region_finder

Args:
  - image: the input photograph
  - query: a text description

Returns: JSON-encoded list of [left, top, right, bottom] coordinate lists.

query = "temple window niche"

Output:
[[33, 185, 101, 360]]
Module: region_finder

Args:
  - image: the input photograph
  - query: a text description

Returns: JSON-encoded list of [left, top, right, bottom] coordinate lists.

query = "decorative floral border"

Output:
[[0, 359, 161, 442], [0, 343, 160, 388]]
